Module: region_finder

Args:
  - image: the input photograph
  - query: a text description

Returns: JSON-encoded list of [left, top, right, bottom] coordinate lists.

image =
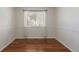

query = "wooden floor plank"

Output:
[[2, 39, 71, 52]]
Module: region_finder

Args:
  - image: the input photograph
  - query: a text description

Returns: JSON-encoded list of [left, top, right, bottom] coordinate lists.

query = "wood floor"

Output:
[[2, 39, 71, 52]]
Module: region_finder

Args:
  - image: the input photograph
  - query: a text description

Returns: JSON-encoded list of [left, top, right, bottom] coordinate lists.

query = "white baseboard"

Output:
[[0, 38, 15, 52], [56, 39, 72, 52], [15, 37, 56, 39]]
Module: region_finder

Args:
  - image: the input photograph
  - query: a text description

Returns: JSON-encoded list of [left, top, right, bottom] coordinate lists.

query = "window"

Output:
[[24, 10, 46, 27]]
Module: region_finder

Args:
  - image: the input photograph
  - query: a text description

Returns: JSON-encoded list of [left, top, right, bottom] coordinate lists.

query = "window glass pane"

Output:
[[24, 11, 46, 27]]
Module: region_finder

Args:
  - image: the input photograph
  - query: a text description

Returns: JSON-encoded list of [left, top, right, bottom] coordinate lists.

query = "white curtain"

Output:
[[24, 10, 47, 38]]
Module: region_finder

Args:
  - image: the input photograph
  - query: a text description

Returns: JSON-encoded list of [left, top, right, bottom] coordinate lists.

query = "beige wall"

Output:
[[15, 7, 56, 38], [56, 7, 79, 51], [0, 7, 15, 51]]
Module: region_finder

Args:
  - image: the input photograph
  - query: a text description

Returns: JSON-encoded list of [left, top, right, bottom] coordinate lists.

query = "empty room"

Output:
[[0, 7, 79, 52]]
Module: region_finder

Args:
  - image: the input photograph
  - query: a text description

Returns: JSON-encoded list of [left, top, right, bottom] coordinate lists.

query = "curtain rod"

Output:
[[23, 10, 48, 11]]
